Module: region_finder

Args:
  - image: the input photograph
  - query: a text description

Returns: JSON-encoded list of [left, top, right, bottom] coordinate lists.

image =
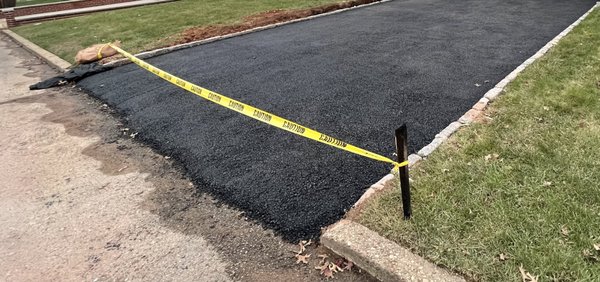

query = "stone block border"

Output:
[[103, 0, 391, 68], [326, 2, 600, 282], [322, 220, 465, 282], [4, 0, 391, 70], [5, 1, 599, 280]]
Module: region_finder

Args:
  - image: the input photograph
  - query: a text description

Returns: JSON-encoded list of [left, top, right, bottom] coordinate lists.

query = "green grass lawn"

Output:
[[359, 9, 600, 282], [12, 0, 345, 63], [16, 0, 66, 7]]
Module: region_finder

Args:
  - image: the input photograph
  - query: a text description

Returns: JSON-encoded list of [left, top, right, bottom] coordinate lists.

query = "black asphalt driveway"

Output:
[[78, 0, 596, 241]]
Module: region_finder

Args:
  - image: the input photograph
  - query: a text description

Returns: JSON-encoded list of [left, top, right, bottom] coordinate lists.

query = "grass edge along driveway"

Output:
[[11, 0, 347, 63], [359, 9, 600, 282]]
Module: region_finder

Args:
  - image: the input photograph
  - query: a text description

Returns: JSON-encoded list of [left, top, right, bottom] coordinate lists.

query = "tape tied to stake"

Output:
[[109, 44, 408, 169]]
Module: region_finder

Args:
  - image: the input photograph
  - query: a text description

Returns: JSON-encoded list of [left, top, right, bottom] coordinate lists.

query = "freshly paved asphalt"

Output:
[[78, 0, 596, 241]]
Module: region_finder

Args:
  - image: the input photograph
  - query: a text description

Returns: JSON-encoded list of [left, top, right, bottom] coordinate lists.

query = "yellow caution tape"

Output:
[[97, 44, 108, 60], [109, 44, 408, 169]]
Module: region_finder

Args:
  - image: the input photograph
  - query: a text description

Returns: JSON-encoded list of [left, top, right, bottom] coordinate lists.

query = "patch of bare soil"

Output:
[[1, 35, 375, 281], [176, 0, 380, 44], [4, 82, 374, 282]]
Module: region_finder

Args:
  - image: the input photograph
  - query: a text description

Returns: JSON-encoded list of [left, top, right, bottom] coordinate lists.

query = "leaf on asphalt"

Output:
[[295, 254, 310, 264], [519, 265, 539, 282]]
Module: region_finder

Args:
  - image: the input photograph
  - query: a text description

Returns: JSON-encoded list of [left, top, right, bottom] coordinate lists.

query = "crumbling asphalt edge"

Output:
[[2, 29, 70, 72], [323, 2, 600, 281]]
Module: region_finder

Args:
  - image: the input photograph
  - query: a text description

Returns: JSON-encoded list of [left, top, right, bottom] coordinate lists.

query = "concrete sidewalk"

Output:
[[14, 0, 174, 22]]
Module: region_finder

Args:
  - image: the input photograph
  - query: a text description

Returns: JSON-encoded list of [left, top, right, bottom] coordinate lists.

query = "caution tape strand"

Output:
[[109, 44, 408, 169]]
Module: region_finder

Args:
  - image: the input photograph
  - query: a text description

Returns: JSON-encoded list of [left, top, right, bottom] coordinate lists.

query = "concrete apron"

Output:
[[5, 1, 599, 280], [322, 2, 600, 282]]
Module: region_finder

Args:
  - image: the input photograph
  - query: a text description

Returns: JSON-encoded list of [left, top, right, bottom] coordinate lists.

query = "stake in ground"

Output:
[[359, 9, 600, 282]]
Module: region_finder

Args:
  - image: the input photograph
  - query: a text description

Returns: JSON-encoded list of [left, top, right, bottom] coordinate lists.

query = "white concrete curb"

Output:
[[330, 2, 599, 281], [2, 29, 71, 72], [322, 220, 466, 282]]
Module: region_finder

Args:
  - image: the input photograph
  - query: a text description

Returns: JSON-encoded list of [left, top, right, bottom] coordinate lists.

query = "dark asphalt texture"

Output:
[[78, 0, 596, 241]]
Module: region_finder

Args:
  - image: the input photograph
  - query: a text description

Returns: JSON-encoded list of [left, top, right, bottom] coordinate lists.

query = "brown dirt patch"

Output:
[[176, 0, 380, 44], [1, 34, 376, 281]]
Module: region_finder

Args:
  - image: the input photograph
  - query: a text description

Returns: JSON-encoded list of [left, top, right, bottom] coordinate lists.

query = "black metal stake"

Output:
[[395, 124, 411, 219]]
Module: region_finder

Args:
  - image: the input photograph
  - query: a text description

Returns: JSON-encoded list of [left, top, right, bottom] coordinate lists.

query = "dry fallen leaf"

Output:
[[560, 225, 569, 237], [498, 253, 509, 261], [583, 249, 599, 262], [315, 255, 351, 278], [485, 153, 499, 161], [344, 260, 354, 271], [295, 254, 310, 264], [294, 239, 312, 254], [332, 263, 343, 273], [322, 267, 334, 279], [519, 265, 539, 282], [301, 239, 313, 247], [318, 254, 329, 264]]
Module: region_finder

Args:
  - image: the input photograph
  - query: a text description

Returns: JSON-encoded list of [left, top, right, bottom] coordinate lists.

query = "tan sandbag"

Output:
[[75, 41, 121, 64]]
